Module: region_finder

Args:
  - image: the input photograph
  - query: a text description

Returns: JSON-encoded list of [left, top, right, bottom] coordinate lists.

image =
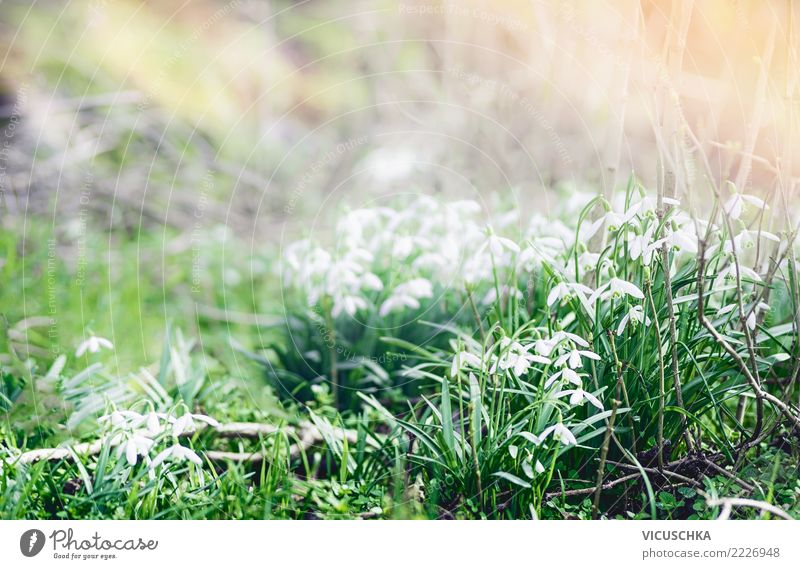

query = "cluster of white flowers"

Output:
[[283, 196, 594, 320], [99, 408, 219, 470], [435, 187, 794, 462], [285, 189, 795, 465]]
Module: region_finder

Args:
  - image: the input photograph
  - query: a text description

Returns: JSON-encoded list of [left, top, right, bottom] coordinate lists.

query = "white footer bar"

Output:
[[1, 521, 798, 568]]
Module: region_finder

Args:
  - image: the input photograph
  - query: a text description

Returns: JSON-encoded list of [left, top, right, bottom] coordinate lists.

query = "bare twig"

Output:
[[708, 497, 793, 520], [592, 397, 620, 518], [12, 421, 360, 465]]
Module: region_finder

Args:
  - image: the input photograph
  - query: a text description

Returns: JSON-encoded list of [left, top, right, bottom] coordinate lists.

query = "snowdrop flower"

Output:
[[518, 240, 562, 271], [715, 264, 763, 286], [628, 224, 666, 265], [539, 423, 577, 446], [532, 337, 559, 357], [544, 367, 583, 389], [137, 411, 168, 437], [533, 330, 590, 357], [171, 412, 220, 437], [549, 330, 591, 348], [99, 410, 144, 429], [114, 431, 155, 466], [489, 338, 551, 377], [450, 350, 483, 377], [716, 303, 737, 318], [391, 236, 431, 260], [616, 305, 650, 335], [563, 251, 604, 282], [625, 196, 681, 221], [332, 294, 368, 318], [723, 191, 766, 220], [379, 278, 433, 316], [359, 272, 384, 292], [590, 277, 644, 304], [747, 302, 770, 331], [378, 294, 419, 316], [546, 282, 594, 307], [727, 229, 780, 253], [554, 348, 601, 369], [576, 252, 601, 273], [555, 387, 604, 410], [150, 443, 203, 468], [534, 460, 545, 474], [667, 224, 699, 254], [480, 228, 520, 257], [586, 196, 670, 237], [719, 302, 770, 331], [75, 336, 113, 357]]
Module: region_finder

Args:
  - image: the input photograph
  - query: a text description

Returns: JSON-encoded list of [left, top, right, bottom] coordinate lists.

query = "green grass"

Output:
[[1, 183, 800, 520]]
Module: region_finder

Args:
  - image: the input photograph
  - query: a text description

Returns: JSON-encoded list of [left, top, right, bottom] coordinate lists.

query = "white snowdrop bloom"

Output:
[[462, 252, 495, 285], [296, 249, 332, 291], [138, 411, 168, 437], [716, 303, 737, 318], [667, 224, 699, 254], [359, 272, 383, 292], [628, 224, 666, 265], [150, 443, 203, 469], [555, 387, 604, 410], [616, 305, 650, 336], [554, 348, 601, 369], [577, 252, 601, 272], [391, 236, 431, 260], [450, 350, 484, 377], [75, 336, 114, 358], [527, 216, 575, 246], [396, 278, 433, 298], [580, 215, 608, 242], [534, 330, 590, 357], [590, 277, 644, 304], [727, 229, 780, 253], [489, 338, 551, 377], [632, 196, 680, 217], [534, 460, 546, 474], [379, 294, 420, 316], [558, 250, 602, 282], [114, 431, 155, 466], [170, 412, 221, 437], [332, 294, 368, 318], [591, 196, 667, 235], [723, 192, 766, 220], [413, 252, 450, 273], [715, 302, 767, 331], [379, 278, 434, 317], [282, 240, 318, 286], [747, 302, 770, 331], [481, 230, 520, 257], [443, 200, 481, 224], [544, 367, 583, 389], [99, 410, 144, 429], [532, 337, 558, 357], [550, 330, 590, 348], [546, 282, 594, 307], [539, 423, 577, 446], [716, 264, 763, 285]]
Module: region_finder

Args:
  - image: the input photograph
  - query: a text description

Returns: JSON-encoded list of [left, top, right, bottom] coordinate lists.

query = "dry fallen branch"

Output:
[[12, 421, 359, 465], [708, 497, 794, 521]]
